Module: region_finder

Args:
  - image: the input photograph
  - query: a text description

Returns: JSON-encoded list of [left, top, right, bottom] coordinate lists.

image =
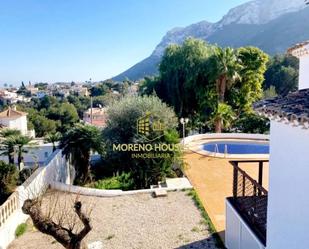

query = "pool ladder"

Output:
[[214, 144, 228, 158]]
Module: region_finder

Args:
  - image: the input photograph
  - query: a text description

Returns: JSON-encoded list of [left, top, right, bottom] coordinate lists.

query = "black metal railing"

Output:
[[230, 161, 268, 246]]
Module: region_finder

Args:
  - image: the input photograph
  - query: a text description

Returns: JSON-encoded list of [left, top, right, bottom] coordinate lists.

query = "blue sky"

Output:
[[0, 0, 249, 85]]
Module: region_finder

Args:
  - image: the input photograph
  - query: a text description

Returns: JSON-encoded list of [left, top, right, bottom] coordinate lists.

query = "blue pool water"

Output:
[[202, 141, 269, 154]]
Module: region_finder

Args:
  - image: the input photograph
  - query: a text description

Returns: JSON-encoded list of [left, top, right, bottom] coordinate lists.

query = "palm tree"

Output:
[[0, 129, 21, 138], [211, 47, 241, 102], [209, 103, 236, 133], [209, 47, 241, 132], [14, 135, 34, 170], [44, 132, 61, 152], [60, 124, 103, 184], [0, 129, 21, 164]]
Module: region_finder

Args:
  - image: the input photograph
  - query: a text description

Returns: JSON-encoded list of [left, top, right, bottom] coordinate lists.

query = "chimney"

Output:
[[288, 41, 309, 90]]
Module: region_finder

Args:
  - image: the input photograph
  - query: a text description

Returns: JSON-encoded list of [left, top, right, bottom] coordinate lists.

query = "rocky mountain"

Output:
[[113, 0, 308, 81]]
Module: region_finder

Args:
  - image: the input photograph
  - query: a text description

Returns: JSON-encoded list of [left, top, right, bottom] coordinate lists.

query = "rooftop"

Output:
[[254, 89, 309, 127], [287, 40, 309, 57], [84, 107, 106, 115], [0, 108, 27, 119]]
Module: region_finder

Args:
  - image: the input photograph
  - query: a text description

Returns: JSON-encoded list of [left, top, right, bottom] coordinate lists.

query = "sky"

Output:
[[0, 0, 249, 85]]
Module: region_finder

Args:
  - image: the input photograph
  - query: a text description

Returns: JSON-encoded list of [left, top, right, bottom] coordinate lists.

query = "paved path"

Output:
[[184, 151, 269, 242]]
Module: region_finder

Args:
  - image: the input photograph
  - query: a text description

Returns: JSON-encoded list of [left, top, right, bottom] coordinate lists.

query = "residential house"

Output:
[[0, 106, 34, 137], [225, 41, 309, 249], [83, 107, 107, 128], [72, 86, 89, 97], [0, 90, 31, 104]]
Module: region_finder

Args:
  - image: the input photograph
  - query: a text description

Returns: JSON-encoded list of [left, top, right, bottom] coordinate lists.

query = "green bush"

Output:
[[92, 172, 134, 191], [0, 161, 17, 205], [15, 223, 27, 237], [103, 95, 182, 189]]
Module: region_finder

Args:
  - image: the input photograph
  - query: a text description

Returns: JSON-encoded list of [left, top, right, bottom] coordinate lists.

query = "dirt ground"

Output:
[[9, 190, 219, 249]]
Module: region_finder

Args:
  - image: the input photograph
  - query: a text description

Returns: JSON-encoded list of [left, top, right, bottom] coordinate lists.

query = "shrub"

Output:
[[103, 95, 182, 189], [0, 161, 17, 205], [15, 223, 27, 237], [91, 172, 134, 191]]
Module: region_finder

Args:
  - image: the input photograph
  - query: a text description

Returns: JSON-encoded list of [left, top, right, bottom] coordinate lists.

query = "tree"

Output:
[[207, 47, 241, 132], [209, 103, 236, 133], [60, 124, 103, 184], [264, 54, 298, 96], [90, 83, 110, 97], [103, 95, 182, 188], [47, 103, 79, 132], [30, 114, 58, 137], [210, 47, 241, 103], [44, 132, 61, 152], [14, 135, 35, 170], [147, 39, 269, 133], [233, 46, 269, 112], [158, 38, 213, 118], [17, 82, 31, 97], [34, 82, 48, 91], [0, 129, 22, 164], [22, 193, 91, 249], [0, 161, 17, 204], [234, 113, 270, 134]]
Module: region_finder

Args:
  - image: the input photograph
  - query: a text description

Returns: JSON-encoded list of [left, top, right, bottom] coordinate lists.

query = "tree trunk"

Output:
[[215, 118, 222, 133], [18, 146, 22, 170], [8, 146, 15, 165], [218, 76, 226, 103], [22, 199, 91, 249], [52, 143, 56, 152]]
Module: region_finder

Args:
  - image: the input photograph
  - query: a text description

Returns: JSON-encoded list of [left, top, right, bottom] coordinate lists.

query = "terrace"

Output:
[[227, 160, 268, 246]]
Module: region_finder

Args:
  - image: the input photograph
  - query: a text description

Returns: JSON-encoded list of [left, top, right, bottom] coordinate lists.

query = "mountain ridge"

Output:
[[113, 0, 308, 81]]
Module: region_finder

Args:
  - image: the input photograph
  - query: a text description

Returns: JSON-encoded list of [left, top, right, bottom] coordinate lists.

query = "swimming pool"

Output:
[[202, 141, 269, 155]]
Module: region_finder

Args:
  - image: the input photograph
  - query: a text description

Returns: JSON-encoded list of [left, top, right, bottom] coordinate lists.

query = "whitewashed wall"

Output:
[[0, 116, 28, 135], [266, 121, 309, 249], [0, 149, 69, 249], [299, 55, 309, 90], [0, 144, 54, 166], [225, 200, 265, 249]]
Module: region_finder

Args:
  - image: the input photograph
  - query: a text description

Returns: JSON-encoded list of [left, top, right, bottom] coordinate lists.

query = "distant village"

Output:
[[0, 80, 139, 134]]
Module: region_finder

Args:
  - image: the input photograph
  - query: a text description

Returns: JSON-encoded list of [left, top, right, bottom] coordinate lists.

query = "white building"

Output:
[[0, 107, 28, 135], [225, 41, 309, 249], [0, 90, 31, 104], [288, 41, 309, 90]]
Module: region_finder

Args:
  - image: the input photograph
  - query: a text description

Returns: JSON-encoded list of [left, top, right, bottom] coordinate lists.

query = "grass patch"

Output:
[[105, 234, 115, 240], [15, 223, 27, 238], [191, 226, 200, 233], [187, 189, 226, 248]]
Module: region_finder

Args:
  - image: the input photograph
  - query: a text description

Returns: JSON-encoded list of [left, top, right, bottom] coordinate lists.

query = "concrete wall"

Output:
[[266, 121, 309, 249], [299, 55, 309, 90], [0, 149, 69, 249], [0, 144, 54, 166], [51, 177, 192, 197], [225, 200, 265, 249]]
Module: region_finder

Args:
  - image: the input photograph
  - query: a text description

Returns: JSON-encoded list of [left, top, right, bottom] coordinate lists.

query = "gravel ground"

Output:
[[8, 190, 218, 249]]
